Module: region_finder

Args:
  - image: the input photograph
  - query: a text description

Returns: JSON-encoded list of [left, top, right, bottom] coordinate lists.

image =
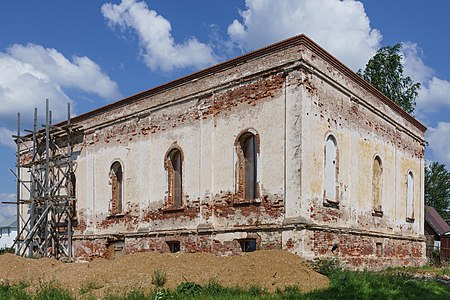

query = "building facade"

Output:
[[23, 35, 426, 268], [0, 216, 17, 249]]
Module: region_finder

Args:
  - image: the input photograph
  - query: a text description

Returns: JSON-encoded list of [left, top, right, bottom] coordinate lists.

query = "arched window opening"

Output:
[[110, 162, 123, 214], [372, 156, 383, 214], [239, 133, 257, 200], [67, 171, 77, 218], [167, 148, 182, 207], [325, 135, 338, 202], [406, 171, 414, 221], [68, 171, 76, 198]]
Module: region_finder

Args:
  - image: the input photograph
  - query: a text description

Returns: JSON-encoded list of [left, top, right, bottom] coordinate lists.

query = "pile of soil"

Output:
[[0, 250, 329, 297]]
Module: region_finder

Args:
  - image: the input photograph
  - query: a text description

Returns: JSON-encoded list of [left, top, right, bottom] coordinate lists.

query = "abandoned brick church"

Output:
[[48, 35, 426, 268]]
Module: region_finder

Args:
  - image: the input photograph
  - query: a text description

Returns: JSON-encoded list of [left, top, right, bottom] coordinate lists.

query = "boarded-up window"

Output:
[[406, 171, 414, 220], [110, 162, 123, 214], [167, 149, 182, 207], [239, 133, 257, 200], [372, 156, 382, 212], [107, 240, 125, 260], [325, 135, 337, 201]]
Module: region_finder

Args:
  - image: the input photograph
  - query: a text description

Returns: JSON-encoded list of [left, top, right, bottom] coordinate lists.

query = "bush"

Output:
[[0, 247, 14, 255], [151, 269, 167, 288], [176, 281, 202, 295], [311, 257, 342, 276], [431, 249, 441, 266], [203, 279, 223, 295]]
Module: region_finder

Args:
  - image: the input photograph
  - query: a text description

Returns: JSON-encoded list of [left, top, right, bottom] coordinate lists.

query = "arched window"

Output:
[[372, 156, 383, 213], [406, 171, 414, 221], [110, 161, 123, 214], [325, 135, 338, 202], [167, 148, 183, 207], [68, 171, 76, 198], [68, 171, 77, 218], [237, 132, 257, 200]]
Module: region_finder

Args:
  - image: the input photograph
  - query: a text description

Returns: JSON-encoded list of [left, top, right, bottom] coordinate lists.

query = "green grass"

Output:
[[386, 265, 450, 276], [307, 269, 449, 300], [0, 281, 30, 300], [0, 269, 449, 299]]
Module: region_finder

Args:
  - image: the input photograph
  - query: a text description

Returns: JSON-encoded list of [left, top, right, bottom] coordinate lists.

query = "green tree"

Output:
[[358, 44, 420, 114], [425, 161, 450, 223]]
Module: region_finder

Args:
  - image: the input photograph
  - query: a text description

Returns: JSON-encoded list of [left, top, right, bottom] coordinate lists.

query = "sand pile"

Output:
[[0, 250, 329, 297]]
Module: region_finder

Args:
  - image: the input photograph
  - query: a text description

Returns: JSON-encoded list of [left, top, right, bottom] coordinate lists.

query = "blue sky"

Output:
[[1, 0, 450, 218]]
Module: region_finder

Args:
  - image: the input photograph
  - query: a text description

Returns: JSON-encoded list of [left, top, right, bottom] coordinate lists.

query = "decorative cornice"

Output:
[[65, 34, 426, 133]]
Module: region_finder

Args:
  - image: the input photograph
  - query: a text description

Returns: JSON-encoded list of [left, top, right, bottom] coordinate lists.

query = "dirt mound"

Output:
[[0, 250, 329, 296]]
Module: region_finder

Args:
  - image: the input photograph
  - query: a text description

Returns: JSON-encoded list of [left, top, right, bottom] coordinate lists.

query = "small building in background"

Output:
[[0, 216, 17, 249], [424, 206, 450, 261]]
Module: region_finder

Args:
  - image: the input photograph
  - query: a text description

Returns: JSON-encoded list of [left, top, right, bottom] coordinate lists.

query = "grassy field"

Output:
[[1, 267, 449, 300]]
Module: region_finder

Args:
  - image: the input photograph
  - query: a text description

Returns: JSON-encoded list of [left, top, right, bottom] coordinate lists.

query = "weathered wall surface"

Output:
[[73, 71, 288, 258], [280, 46, 425, 267], [65, 36, 426, 268]]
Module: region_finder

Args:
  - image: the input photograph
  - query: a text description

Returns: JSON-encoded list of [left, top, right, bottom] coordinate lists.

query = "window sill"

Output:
[[107, 213, 125, 219], [323, 199, 339, 209], [162, 206, 185, 213], [406, 217, 415, 223], [372, 210, 383, 217], [233, 198, 261, 207]]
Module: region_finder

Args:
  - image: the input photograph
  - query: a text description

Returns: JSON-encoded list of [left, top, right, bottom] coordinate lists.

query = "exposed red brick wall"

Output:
[[73, 228, 425, 269]]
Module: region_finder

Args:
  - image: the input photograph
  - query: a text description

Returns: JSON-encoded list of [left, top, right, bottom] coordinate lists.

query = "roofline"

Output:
[[425, 205, 450, 236], [68, 34, 426, 133]]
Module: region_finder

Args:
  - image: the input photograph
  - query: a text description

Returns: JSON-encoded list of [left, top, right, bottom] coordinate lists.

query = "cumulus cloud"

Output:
[[9, 44, 120, 99], [102, 0, 218, 72], [227, 0, 382, 70], [401, 43, 450, 117], [427, 122, 450, 167], [0, 128, 15, 150], [0, 44, 120, 147], [0, 193, 16, 219]]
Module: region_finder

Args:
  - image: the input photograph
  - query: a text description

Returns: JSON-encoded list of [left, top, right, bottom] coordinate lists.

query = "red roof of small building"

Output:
[[425, 205, 450, 236]]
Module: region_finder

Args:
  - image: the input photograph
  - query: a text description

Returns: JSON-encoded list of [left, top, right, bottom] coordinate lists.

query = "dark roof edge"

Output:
[[69, 34, 426, 133]]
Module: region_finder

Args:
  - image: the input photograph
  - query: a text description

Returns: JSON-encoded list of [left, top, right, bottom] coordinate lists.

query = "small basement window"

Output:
[[107, 240, 125, 260], [239, 239, 257, 252], [167, 241, 180, 253], [376, 242, 383, 257]]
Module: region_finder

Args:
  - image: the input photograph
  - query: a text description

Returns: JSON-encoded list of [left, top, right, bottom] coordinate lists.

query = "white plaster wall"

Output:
[[0, 228, 17, 249], [69, 37, 425, 245]]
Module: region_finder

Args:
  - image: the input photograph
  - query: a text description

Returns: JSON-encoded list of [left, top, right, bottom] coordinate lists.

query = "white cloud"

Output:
[[401, 42, 433, 84], [427, 122, 450, 167], [0, 193, 16, 219], [9, 44, 120, 100], [0, 44, 120, 147], [402, 43, 450, 116], [0, 128, 15, 150], [227, 0, 382, 70], [102, 0, 218, 72]]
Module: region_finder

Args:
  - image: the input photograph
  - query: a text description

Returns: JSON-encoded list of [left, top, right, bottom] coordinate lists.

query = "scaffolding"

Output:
[[10, 99, 82, 260]]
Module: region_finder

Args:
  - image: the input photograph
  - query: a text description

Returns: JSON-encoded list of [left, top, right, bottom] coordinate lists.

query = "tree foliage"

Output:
[[358, 44, 420, 114], [425, 161, 450, 223]]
